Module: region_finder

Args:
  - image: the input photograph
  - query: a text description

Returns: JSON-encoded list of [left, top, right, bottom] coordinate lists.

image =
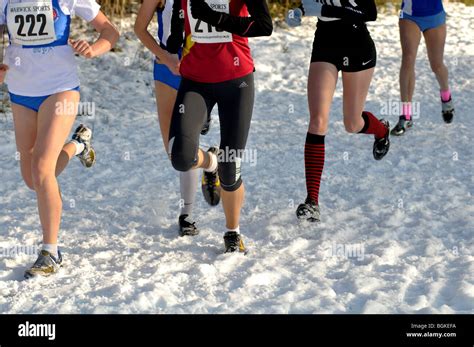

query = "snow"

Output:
[[0, 3, 473, 314]]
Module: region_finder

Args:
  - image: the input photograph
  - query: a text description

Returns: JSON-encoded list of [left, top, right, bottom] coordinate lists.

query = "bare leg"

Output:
[[55, 142, 77, 177], [423, 24, 450, 91], [221, 185, 244, 230], [155, 81, 178, 150], [308, 62, 338, 135], [399, 19, 422, 103], [342, 67, 375, 133], [32, 91, 79, 244], [302, 62, 338, 208], [12, 104, 38, 191]]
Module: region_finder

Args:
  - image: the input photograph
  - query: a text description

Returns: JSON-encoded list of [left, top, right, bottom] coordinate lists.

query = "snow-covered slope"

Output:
[[0, 3, 472, 313]]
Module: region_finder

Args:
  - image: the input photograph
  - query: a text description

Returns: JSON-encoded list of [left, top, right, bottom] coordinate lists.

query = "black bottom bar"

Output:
[[0, 314, 472, 346]]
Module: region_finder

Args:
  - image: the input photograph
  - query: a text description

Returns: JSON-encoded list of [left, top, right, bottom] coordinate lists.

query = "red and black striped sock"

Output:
[[358, 111, 388, 139], [305, 133, 325, 205]]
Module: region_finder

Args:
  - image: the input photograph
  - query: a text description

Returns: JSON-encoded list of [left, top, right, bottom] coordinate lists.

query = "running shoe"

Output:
[[179, 214, 199, 237], [24, 250, 63, 279], [442, 98, 455, 124], [201, 147, 221, 206], [72, 124, 96, 168], [391, 116, 413, 136], [224, 231, 246, 253], [373, 119, 390, 160], [296, 198, 321, 222]]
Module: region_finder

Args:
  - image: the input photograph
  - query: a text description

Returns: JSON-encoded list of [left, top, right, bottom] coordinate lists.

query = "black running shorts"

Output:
[[310, 21, 377, 72]]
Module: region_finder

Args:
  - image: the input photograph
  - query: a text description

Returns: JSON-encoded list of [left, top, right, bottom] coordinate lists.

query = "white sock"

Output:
[[70, 140, 85, 156], [180, 169, 200, 217], [42, 244, 58, 257], [204, 151, 218, 173], [227, 226, 240, 234]]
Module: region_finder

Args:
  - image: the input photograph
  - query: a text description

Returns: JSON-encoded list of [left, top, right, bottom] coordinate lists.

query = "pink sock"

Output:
[[402, 102, 412, 120], [440, 90, 451, 102]]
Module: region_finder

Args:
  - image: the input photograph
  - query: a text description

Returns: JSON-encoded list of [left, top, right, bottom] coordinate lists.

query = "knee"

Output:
[[218, 160, 243, 192], [23, 176, 35, 191], [401, 53, 417, 68], [309, 115, 328, 134], [430, 62, 445, 75], [31, 156, 54, 189], [343, 117, 363, 134], [171, 154, 195, 172], [169, 137, 196, 172], [18, 153, 35, 191]]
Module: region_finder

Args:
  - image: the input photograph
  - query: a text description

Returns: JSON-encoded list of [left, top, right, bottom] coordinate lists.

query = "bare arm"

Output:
[[134, 0, 180, 75], [70, 11, 120, 58], [134, 0, 169, 62]]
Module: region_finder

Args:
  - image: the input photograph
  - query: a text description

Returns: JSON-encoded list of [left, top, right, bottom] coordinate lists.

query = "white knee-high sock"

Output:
[[180, 169, 200, 217]]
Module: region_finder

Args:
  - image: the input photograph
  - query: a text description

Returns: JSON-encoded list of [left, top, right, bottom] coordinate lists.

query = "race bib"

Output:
[[7, 1, 57, 46], [188, 0, 232, 44]]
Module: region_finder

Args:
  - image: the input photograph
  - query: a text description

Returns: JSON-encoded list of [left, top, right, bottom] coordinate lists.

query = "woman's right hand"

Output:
[[0, 64, 9, 84]]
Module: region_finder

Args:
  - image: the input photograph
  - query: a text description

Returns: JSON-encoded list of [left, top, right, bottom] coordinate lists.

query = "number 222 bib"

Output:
[[7, 1, 57, 46]]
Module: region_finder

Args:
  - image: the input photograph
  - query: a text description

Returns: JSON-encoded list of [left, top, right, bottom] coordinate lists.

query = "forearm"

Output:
[[135, 29, 170, 61], [214, 0, 273, 37], [91, 26, 119, 57], [321, 3, 377, 22]]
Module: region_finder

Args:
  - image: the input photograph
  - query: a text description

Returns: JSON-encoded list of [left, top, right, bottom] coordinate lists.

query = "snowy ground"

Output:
[[0, 3, 472, 314]]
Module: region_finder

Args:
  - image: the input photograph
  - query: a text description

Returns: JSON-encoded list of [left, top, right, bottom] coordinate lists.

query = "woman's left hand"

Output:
[[69, 39, 95, 59]]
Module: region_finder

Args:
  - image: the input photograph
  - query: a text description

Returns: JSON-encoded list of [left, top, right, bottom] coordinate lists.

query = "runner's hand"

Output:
[[69, 39, 95, 59], [162, 53, 181, 76], [190, 0, 221, 25]]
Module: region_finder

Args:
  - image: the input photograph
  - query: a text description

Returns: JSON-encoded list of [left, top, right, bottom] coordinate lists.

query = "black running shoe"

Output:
[[201, 114, 211, 135], [442, 98, 455, 124], [224, 231, 246, 253], [201, 147, 221, 206], [296, 198, 320, 222], [24, 250, 63, 279], [390, 116, 413, 136], [373, 119, 390, 161], [178, 214, 199, 237]]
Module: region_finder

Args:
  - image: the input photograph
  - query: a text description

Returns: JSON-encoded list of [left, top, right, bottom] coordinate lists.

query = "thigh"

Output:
[[399, 19, 422, 61], [423, 23, 447, 67], [307, 62, 338, 121], [12, 103, 37, 154], [155, 81, 178, 149], [342, 67, 374, 118], [216, 73, 255, 152], [34, 91, 80, 167], [169, 80, 214, 154]]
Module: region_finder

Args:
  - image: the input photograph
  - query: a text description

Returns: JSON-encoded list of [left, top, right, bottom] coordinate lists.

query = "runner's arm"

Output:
[[190, 0, 273, 37], [166, 0, 185, 54], [320, 1, 377, 22]]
